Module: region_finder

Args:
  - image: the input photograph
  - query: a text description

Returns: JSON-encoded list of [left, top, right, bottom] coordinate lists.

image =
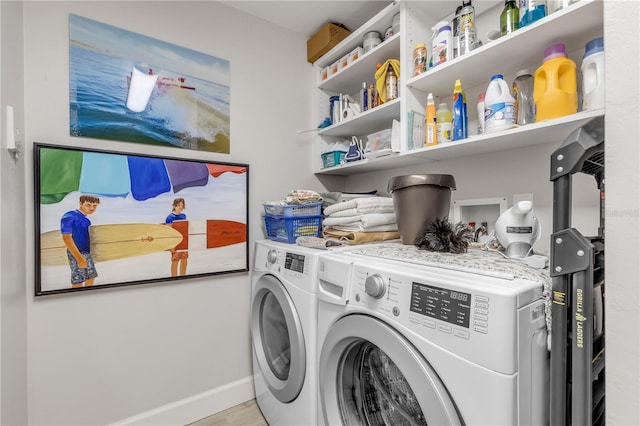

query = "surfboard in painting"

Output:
[[40, 220, 247, 266]]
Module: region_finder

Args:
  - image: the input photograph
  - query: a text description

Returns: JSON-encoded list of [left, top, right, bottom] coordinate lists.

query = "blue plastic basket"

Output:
[[263, 214, 323, 244], [263, 202, 323, 217]]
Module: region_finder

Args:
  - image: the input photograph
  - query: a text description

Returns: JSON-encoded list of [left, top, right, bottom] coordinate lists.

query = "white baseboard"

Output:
[[110, 376, 255, 425]]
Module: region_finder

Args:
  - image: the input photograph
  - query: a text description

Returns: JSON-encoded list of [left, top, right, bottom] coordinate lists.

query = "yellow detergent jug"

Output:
[[534, 43, 577, 121]]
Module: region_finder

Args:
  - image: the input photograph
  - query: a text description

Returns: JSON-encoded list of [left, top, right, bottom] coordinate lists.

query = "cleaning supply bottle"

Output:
[[385, 66, 398, 101], [477, 92, 485, 134], [451, 79, 468, 141], [581, 36, 605, 111], [457, 1, 477, 57], [512, 69, 535, 125], [519, 0, 547, 28], [484, 74, 516, 133], [431, 21, 453, 67], [534, 43, 577, 121], [500, 0, 519, 36], [425, 93, 438, 146], [360, 82, 368, 112], [436, 103, 453, 142]]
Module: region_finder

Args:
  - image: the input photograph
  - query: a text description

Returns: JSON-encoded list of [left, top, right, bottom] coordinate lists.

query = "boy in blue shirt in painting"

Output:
[[61, 195, 100, 288], [165, 197, 188, 277]]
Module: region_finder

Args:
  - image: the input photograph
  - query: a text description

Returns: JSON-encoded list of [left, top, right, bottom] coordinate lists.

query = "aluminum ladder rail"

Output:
[[549, 116, 605, 426]]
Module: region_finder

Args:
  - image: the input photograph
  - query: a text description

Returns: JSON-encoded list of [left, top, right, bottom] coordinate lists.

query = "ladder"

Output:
[[549, 116, 605, 426]]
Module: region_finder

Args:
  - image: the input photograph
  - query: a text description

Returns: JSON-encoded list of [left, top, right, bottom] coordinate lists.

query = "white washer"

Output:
[[316, 246, 550, 425], [251, 240, 323, 426]]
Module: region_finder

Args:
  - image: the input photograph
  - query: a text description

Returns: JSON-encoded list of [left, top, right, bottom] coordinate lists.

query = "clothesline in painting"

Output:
[[39, 149, 246, 204]]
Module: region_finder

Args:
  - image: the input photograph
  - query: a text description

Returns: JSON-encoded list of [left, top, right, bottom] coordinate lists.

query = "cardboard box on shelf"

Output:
[[307, 22, 351, 64]]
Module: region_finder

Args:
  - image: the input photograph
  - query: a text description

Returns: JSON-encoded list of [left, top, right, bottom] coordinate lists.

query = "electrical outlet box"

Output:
[[452, 197, 508, 240]]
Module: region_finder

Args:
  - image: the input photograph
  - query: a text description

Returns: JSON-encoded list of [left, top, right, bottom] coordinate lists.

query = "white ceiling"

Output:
[[219, 1, 392, 38]]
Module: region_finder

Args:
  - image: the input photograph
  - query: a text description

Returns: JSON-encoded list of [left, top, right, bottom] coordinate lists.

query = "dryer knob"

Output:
[[267, 249, 278, 264], [364, 274, 386, 299]]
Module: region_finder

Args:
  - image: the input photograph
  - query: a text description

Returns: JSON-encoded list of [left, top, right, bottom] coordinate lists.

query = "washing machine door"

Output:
[[319, 314, 462, 426], [252, 273, 306, 403]]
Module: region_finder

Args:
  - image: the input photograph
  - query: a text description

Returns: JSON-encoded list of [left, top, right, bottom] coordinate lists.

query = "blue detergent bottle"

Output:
[[452, 79, 468, 140], [519, 0, 547, 28]]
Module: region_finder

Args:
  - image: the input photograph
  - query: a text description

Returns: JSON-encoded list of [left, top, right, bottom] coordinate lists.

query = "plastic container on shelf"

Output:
[[452, 80, 468, 141], [363, 31, 382, 53], [413, 42, 428, 76], [392, 12, 400, 34], [581, 36, 605, 111], [321, 150, 347, 168], [457, 0, 478, 57], [338, 54, 349, 71], [534, 43, 578, 121], [548, 0, 579, 13], [426, 93, 437, 146], [366, 129, 393, 153], [501, 0, 520, 35], [431, 21, 453, 67], [519, 0, 547, 28], [349, 46, 364, 64], [436, 103, 453, 143], [485, 74, 516, 133], [512, 69, 536, 125], [477, 92, 485, 134]]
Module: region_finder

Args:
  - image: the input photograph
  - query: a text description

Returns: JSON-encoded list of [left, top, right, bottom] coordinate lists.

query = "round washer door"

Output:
[[319, 314, 462, 426], [251, 273, 306, 403]]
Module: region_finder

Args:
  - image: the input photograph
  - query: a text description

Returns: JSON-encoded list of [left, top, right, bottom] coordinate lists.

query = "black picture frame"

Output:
[[34, 143, 249, 296]]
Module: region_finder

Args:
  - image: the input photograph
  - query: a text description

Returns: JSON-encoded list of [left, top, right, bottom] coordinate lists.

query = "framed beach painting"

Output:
[[69, 14, 230, 153], [34, 143, 249, 296]]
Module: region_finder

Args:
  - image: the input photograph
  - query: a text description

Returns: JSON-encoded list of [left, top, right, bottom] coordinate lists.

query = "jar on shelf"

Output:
[[363, 31, 382, 53]]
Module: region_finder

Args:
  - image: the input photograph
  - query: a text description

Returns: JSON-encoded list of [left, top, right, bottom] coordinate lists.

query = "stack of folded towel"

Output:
[[322, 197, 400, 244]]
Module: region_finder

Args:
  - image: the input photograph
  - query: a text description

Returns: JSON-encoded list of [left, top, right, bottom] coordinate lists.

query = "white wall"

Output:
[[22, 2, 322, 424], [1, 1, 28, 425], [603, 1, 640, 423]]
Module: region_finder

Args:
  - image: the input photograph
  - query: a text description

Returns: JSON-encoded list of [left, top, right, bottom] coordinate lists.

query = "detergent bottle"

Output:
[[581, 36, 605, 111], [436, 103, 453, 143], [432, 21, 453, 67], [519, 0, 547, 28], [484, 74, 516, 133], [534, 43, 577, 121], [451, 80, 468, 141], [425, 93, 438, 146]]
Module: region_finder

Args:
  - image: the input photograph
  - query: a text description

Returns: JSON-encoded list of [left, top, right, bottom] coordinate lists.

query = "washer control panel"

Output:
[[344, 254, 545, 373], [409, 282, 471, 329]]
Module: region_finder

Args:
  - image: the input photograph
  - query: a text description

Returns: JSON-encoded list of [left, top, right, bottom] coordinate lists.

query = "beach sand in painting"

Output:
[[39, 242, 246, 292]]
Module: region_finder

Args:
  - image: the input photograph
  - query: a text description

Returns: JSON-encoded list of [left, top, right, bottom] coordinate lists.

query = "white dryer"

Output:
[[316, 244, 550, 425], [251, 240, 323, 426]]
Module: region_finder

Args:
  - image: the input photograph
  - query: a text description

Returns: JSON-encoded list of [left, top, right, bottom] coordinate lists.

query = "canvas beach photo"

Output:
[[34, 144, 248, 296], [69, 14, 230, 153]]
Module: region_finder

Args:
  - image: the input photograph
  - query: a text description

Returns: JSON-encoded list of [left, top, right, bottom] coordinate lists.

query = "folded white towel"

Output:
[[324, 197, 394, 216], [360, 213, 397, 228], [327, 205, 395, 217], [323, 213, 397, 230], [334, 223, 399, 232], [322, 215, 363, 227]]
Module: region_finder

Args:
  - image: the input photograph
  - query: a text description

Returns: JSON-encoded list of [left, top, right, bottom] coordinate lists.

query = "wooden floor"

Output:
[[187, 399, 268, 426]]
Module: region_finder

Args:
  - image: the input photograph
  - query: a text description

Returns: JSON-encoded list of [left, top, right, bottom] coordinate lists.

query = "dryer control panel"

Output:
[[253, 241, 320, 293]]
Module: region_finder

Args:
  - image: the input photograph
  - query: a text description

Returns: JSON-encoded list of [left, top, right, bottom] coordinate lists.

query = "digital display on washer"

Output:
[[285, 252, 305, 273], [410, 282, 471, 328]]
